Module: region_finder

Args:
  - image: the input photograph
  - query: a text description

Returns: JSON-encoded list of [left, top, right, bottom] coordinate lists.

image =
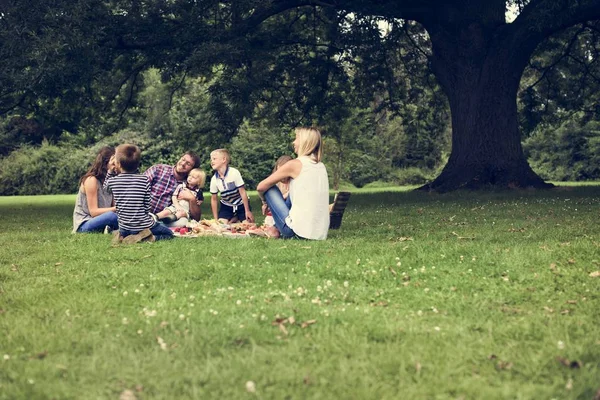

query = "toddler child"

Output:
[[104, 144, 174, 244], [153, 168, 205, 223], [209, 149, 254, 223]]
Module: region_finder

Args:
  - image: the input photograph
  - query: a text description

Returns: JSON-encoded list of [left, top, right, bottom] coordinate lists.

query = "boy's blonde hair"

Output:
[[115, 143, 141, 172], [294, 127, 323, 162], [189, 168, 206, 187], [211, 149, 231, 164]]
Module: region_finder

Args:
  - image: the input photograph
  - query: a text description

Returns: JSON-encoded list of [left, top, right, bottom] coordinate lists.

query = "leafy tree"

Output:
[[228, 120, 293, 188], [3, 0, 600, 191]]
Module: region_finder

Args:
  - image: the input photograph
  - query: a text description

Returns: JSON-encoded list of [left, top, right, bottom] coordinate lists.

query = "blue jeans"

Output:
[[120, 222, 174, 241], [263, 186, 297, 239], [77, 211, 119, 233]]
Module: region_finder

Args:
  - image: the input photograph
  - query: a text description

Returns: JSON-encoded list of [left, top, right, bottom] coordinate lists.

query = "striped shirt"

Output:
[[104, 172, 155, 231], [144, 164, 183, 214], [210, 166, 244, 207]]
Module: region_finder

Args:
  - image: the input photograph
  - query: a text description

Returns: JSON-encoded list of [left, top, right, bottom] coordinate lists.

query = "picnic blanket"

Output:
[[171, 219, 258, 238]]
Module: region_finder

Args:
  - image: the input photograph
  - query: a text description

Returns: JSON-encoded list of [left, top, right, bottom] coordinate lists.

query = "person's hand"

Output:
[[261, 203, 269, 215], [246, 211, 255, 223], [177, 189, 194, 201]]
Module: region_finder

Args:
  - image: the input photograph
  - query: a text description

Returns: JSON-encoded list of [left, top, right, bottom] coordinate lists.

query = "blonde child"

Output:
[[209, 149, 254, 223], [153, 168, 205, 223], [263, 155, 293, 227]]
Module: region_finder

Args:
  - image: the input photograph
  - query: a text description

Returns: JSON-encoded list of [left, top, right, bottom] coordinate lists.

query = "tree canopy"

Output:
[[2, 0, 600, 191]]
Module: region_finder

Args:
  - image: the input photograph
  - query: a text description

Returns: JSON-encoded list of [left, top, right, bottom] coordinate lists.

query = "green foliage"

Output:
[[228, 121, 293, 188], [524, 119, 600, 181], [0, 142, 86, 195], [0, 129, 181, 196]]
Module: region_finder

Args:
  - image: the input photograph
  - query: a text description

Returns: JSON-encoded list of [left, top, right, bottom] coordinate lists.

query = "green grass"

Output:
[[1, 186, 599, 399]]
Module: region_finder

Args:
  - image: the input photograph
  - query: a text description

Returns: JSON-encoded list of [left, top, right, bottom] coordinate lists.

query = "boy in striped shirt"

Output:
[[105, 144, 174, 244]]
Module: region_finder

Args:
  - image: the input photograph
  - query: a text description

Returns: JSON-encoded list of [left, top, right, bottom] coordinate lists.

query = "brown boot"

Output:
[[111, 231, 123, 245], [142, 233, 156, 243], [122, 228, 153, 244]]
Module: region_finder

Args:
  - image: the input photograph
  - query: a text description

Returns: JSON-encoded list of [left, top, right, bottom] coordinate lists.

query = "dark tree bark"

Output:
[[420, 11, 553, 191], [338, 0, 600, 191]]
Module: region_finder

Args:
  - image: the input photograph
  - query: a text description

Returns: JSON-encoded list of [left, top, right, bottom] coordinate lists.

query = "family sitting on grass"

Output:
[[72, 127, 330, 243]]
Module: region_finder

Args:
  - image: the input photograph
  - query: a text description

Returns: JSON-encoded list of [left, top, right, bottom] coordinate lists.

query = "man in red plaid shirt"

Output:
[[144, 151, 202, 222]]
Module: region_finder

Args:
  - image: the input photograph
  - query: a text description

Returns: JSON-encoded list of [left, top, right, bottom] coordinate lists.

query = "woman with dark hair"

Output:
[[72, 146, 119, 233]]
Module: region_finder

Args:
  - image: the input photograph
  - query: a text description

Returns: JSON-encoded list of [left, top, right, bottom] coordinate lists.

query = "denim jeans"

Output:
[[263, 186, 296, 239], [120, 222, 174, 241], [77, 211, 119, 233]]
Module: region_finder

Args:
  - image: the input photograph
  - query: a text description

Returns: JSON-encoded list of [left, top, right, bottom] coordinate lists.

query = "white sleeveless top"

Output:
[[285, 156, 329, 240]]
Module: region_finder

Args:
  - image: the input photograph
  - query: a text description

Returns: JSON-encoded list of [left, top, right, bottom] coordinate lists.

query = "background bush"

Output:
[[524, 119, 600, 181]]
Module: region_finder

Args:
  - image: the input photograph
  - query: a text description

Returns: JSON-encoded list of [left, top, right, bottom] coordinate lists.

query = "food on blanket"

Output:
[[179, 228, 188, 235], [230, 222, 257, 232], [195, 229, 221, 236]]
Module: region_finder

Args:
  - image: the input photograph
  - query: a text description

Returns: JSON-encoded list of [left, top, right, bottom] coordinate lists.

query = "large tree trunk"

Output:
[[420, 19, 553, 192]]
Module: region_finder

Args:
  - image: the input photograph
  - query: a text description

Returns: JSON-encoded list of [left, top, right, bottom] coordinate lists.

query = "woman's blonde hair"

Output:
[[294, 127, 323, 162], [189, 168, 206, 187]]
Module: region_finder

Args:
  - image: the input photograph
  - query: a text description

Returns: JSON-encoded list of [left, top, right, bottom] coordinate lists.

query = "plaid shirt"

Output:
[[144, 164, 182, 214]]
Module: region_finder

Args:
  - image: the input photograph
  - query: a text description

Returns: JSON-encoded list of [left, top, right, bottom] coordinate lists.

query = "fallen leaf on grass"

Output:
[[388, 267, 397, 276], [543, 306, 554, 313], [156, 336, 168, 351], [566, 378, 573, 390], [560, 309, 570, 315], [370, 301, 388, 307], [496, 361, 513, 370], [10, 264, 18, 272], [303, 375, 311, 385], [301, 320, 317, 328], [556, 357, 582, 369], [300, 246, 312, 249], [245, 381, 256, 393], [500, 306, 522, 314], [451, 232, 475, 240], [119, 389, 137, 400], [278, 324, 288, 335], [54, 262, 63, 266], [566, 300, 577, 304], [567, 258, 576, 264], [589, 271, 600, 278], [31, 351, 48, 360], [272, 316, 297, 336]]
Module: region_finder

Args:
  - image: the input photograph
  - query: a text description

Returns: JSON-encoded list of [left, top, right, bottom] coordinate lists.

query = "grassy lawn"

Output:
[[1, 186, 599, 399]]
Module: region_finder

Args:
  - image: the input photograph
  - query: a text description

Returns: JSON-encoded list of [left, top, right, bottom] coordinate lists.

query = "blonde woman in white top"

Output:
[[257, 127, 330, 240]]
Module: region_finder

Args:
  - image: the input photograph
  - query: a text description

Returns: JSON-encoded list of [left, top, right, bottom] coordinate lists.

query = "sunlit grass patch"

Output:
[[1, 186, 599, 399]]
